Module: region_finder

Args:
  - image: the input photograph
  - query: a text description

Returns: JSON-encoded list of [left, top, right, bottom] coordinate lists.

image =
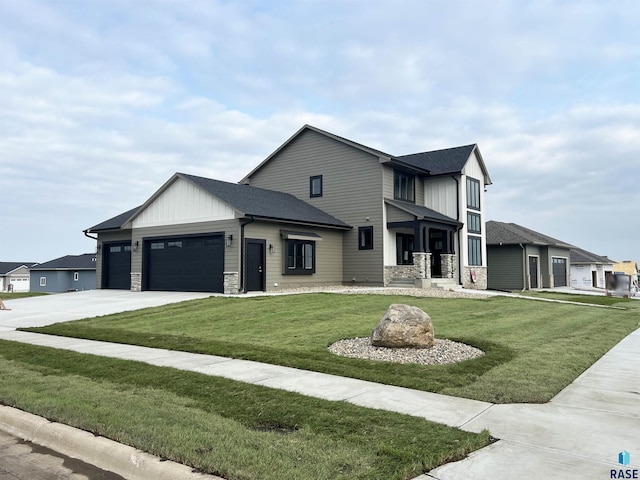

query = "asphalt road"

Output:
[[0, 429, 126, 480]]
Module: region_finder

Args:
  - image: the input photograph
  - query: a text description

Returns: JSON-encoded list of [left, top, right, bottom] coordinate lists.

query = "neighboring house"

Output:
[[486, 221, 573, 291], [29, 254, 97, 293], [570, 248, 614, 290], [86, 124, 492, 294], [0, 262, 38, 293], [612, 260, 639, 282]]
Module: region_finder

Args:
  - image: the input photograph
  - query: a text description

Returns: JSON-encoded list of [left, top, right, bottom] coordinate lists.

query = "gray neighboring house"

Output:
[[0, 262, 38, 293], [29, 254, 97, 293], [86, 124, 492, 294], [570, 248, 614, 290], [486, 221, 573, 291]]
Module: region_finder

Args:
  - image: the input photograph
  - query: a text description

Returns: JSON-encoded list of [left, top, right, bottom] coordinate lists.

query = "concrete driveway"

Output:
[[0, 290, 213, 331]]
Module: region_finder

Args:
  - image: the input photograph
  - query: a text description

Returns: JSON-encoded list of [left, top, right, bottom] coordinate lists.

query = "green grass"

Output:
[[26, 293, 640, 403], [1, 292, 49, 300], [0, 340, 489, 480]]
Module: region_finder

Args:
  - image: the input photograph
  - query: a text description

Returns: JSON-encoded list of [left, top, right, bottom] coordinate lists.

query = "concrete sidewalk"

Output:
[[1, 290, 639, 480]]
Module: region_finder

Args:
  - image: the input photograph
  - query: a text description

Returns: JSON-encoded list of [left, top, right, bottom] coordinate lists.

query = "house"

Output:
[[29, 254, 97, 293], [570, 247, 614, 290], [86, 125, 492, 293], [0, 262, 38, 293], [612, 260, 639, 282], [486, 221, 573, 291]]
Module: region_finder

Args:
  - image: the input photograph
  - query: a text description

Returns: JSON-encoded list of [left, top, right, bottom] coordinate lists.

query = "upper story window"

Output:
[[394, 170, 415, 203], [467, 177, 481, 210], [467, 212, 481, 234], [310, 175, 323, 198]]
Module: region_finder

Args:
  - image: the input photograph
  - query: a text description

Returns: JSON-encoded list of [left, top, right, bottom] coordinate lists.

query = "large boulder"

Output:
[[371, 304, 435, 349]]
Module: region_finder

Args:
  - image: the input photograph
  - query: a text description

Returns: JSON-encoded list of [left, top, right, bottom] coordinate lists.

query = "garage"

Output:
[[103, 242, 132, 289], [552, 257, 567, 287], [143, 234, 224, 292]]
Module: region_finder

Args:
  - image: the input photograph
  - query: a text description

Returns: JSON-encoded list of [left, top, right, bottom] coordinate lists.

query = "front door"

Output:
[[246, 240, 265, 292], [429, 230, 446, 277], [529, 256, 539, 289]]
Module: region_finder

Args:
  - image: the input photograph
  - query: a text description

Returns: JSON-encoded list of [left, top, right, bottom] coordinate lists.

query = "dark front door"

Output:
[[429, 230, 446, 277], [529, 256, 539, 289], [246, 240, 265, 292], [103, 242, 132, 289]]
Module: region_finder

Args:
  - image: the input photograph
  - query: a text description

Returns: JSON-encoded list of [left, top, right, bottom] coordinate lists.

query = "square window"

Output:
[[467, 212, 481, 233], [358, 226, 374, 250], [284, 240, 315, 274], [310, 175, 323, 197]]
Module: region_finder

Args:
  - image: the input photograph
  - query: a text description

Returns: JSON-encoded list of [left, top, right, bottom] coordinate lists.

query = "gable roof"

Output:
[[241, 124, 490, 184], [0, 262, 38, 275], [385, 199, 462, 226], [570, 247, 614, 265], [486, 221, 574, 248], [30, 254, 97, 271], [86, 206, 142, 233]]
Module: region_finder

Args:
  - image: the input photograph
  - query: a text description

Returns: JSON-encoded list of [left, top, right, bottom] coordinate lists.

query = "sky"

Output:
[[0, 0, 638, 264]]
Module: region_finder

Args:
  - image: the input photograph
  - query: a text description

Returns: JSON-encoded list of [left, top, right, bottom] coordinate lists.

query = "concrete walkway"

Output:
[[1, 291, 639, 480]]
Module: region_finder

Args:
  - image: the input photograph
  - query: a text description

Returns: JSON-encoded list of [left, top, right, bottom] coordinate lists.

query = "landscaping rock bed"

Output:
[[328, 337, 484, 365]]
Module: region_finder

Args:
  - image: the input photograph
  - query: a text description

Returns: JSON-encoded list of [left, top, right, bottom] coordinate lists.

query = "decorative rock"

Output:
[[371, 304, 435, 349]]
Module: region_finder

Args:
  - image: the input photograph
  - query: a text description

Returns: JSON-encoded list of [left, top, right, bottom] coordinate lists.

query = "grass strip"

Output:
[[0, 340, 489, 480]]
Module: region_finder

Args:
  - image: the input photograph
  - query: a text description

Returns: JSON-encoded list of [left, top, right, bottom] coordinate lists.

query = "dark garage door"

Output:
[[144, 235, 224, 292], [103, 242, 132, 289], [552, 258, 567, 287]]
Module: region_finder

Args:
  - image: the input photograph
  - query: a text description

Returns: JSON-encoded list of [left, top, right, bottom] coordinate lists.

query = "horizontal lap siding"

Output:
[[245, 222, 343, 289], [247, 129, 384, 284], [487, 245, 524, 290]]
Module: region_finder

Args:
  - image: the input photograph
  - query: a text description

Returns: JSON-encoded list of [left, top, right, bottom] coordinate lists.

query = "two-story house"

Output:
[[86, 125, 491, 293]]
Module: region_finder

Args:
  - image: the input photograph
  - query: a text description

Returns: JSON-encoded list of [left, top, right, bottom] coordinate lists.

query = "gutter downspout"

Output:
[[239, 216, 256, 293], [520, 243, 527, 291]]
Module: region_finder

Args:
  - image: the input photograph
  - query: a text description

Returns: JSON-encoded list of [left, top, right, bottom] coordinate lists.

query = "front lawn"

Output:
[[0, 340, 489, 480], [27, 293, 640, 403]]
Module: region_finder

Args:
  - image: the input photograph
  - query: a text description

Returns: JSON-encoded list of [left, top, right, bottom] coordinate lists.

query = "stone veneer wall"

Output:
[[223, 272, 239, 295], [130, 273, 142, 292], [384, 265, 417, 286], [463, 266, 487, 289]]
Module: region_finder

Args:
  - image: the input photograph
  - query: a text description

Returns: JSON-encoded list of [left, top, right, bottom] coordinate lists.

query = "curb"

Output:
[[0, 405, 223, 480]]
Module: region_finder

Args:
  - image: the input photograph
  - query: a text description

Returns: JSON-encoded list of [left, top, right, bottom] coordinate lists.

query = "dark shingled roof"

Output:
[[395, 145, 477, 176], [570, 247, 613, 265], [30, 254, 97, 271], [486, 221, 574, 248], [86, 206, 141, 232], [0, 262, 38, 275], [182, 174, 350, 229], [385, 199, 461, 226]]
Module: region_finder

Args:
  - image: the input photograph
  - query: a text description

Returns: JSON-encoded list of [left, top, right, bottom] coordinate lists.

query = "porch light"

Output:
[[226, 235, 233, 247], [269, 244, 275, 254]]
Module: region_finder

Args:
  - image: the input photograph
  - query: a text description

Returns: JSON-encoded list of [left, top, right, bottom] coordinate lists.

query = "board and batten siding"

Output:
[[96, 230, 133, 289], [130, 219, 241, 280], [423, 176, 458, 220], [132, 177, 236, 229], [244, 221, 343, 290], [487, 245, 524, 290], [246, 128, 384, 284]]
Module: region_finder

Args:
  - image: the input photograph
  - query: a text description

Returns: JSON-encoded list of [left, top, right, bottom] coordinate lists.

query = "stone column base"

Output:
[[224, 272, 239, 295], [130, 273, 142, 292]]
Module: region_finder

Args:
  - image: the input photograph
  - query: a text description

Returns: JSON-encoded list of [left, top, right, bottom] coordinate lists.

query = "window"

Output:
[[285, 240, 315, 274], [167, 241, 183, 248], [394, 170, 415, 203], [467, 212, 481, 233], [358, 226, 373, 250], [73, 272, 79, 281], [468, 236, 482, 266], [39, 277, 46, 287], [109, 246, 122, 253], [396, 233, 415, 265], [310, 175, 323, 197], [467, 177, 481, 210], [151, 242, 165, 250]]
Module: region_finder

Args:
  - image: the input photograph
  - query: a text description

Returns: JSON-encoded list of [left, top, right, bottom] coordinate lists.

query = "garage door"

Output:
[[143, 235, 224, 292], [103, 242, 132, 289], [552, 257, 567, 287]]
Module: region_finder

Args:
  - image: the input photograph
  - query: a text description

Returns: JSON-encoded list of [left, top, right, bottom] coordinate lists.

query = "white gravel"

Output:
[[328, 337, 485, 365]]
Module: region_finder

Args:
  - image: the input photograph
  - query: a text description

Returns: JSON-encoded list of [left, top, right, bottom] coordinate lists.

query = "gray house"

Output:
[[486, 221, 573, 291], [29, 254, 97, 293], [86, 125, 492, 294], [0, 262, 37, 292]]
